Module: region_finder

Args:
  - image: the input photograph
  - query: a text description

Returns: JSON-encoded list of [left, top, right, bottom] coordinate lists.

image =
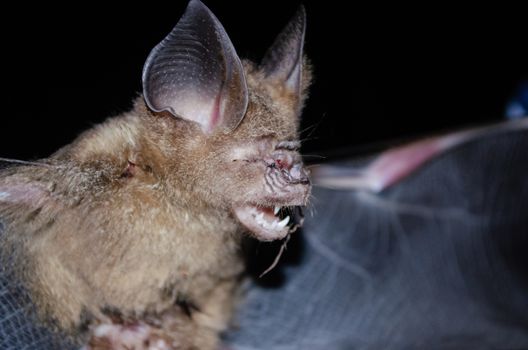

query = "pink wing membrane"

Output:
[[313, 119, 528, 192]]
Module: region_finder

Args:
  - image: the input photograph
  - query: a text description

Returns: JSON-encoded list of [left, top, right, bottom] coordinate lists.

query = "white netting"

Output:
[[0, 265, 74, 349], [226, 129, 528, 349]]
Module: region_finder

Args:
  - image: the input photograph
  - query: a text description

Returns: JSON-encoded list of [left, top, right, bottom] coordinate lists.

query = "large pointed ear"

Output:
[[142, 0, 248, 133], [0, 160, 54, 208], [0, 182, 49, 207], [260, 6, 306, 97]]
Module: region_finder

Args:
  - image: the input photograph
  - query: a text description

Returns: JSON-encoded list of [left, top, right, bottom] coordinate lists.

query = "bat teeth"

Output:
[[251, 208, 290, 231], [256, 212, 265, 223], [276, 216, 290, 229]]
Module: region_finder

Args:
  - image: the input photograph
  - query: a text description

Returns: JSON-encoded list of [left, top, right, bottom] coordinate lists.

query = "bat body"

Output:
[[0, 1, 311, 348]]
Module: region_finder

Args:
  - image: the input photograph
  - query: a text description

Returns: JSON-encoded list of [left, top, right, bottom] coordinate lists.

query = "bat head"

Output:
[[141, 0, 311, 241]]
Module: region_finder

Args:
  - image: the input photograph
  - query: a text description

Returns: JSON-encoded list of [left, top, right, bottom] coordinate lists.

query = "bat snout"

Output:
[[288, 163, 310, 185]]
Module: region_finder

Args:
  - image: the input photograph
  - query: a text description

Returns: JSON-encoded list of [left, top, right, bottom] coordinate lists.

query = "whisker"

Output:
[[298, 136, 320, 144], [298, 123, 319, 136], [0, 157, 54, 168], [299, 113, 326, 140], [301, 154, 327, 159]]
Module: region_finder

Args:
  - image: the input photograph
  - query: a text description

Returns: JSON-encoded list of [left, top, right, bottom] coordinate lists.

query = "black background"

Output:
[[1, 2, 526, 161]]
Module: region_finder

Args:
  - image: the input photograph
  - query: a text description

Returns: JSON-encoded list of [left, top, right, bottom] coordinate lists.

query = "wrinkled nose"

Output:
[[289, 163, 310, 185], [270, 152, 310, 186]]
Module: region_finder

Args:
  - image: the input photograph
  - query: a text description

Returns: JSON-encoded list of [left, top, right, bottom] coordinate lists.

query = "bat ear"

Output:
[[142, 0, 249, 133], [0, 160, 55, 208], [0, 182, 50, 207], [260, 5, 306, 97]]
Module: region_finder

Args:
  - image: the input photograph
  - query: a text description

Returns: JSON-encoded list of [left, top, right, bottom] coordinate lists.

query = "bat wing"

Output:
[[227, 121, 528, 349]]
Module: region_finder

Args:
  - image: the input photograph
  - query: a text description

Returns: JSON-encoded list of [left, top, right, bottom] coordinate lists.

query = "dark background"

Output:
[[1, 2, 526, 161]]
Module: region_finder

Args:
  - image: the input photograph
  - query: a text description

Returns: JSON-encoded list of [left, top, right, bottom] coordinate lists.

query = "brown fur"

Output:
[[0, 59, 312, 348]]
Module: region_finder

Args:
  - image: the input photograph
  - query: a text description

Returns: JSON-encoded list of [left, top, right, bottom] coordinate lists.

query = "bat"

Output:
[[0, 1, 311, 349], [2, 1, 527, 350]]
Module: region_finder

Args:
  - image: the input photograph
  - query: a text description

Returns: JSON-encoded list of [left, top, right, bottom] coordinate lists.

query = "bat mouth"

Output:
[[233, 205, 295, 241]]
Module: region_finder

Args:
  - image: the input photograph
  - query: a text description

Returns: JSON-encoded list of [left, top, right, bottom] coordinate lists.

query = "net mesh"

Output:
[[225, 129, 528, 349], [0, 269, 74, 349]]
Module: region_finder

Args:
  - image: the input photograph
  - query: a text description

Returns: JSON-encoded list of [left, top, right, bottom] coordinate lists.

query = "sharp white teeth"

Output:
[[252, 209, 290, 231], [277, 216, 290, 229]]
